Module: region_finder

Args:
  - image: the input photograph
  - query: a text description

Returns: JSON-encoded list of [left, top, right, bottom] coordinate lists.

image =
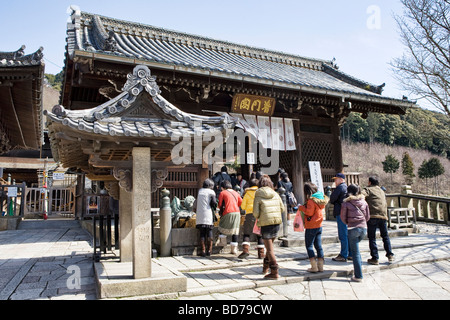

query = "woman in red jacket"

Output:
[[298, 182, 328, 273], [217, 180, 242, 254]]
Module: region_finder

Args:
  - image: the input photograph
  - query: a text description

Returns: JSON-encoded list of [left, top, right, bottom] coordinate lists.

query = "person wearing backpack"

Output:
[[212, 166, 232, 198], [277, 172, 296, 223], [340, 184, 370, 282]]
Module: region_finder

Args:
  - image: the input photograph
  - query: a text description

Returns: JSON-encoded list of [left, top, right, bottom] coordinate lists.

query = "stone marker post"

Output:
[[132, 147, 152, 279], [159, 188, 172, 257], [119, 187, 132, 262]]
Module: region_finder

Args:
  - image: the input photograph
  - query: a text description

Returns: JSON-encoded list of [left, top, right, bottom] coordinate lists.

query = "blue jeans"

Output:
[[348, 227, 367, 279], [336, 215, 350, 258], [305, 227, 323, 259], [367, 218, 394, 260]]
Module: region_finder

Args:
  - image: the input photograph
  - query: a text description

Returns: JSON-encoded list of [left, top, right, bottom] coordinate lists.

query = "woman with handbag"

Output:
[[298, 182, 328, 273], [253, 175, 284, 279], [217, 180, 243, 254], [193, 178, 217, 257], [238, 179, 265, 259], [340, 184, 370, 282]]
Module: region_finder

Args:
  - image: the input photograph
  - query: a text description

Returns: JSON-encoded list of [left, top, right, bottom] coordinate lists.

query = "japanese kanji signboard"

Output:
[[231, 93, 276, 116]]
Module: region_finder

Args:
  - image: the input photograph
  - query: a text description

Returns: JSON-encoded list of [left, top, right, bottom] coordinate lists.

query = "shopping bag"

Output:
[[293, 211, 305, 232], [253, 219, 261, 235]]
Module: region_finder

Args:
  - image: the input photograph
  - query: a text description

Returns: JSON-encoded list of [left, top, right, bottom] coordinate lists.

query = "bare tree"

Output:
[[391, 0, 450, 117]]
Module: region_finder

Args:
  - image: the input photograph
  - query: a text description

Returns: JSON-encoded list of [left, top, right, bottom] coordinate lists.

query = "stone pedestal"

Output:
[[132, 147, 152, 279]]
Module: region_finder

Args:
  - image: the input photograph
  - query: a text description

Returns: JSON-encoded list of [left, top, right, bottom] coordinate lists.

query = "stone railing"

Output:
[[386, 186, 450, 225]]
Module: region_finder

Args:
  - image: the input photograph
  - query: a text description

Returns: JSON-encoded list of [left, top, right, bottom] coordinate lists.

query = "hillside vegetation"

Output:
[[341, 106, 449, 196], [342, 141, 449, 196], [342, 107, 449, 159]]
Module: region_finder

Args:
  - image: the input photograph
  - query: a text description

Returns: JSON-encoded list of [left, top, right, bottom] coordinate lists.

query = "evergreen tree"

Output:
[[427, 158, 445, 195], [382, 154, 400, 185], [418, 159, 432, 194], [401, 152, 415, 184]]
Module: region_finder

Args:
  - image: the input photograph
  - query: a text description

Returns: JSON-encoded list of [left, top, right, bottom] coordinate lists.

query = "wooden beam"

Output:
[[8, 86, 27, 147]]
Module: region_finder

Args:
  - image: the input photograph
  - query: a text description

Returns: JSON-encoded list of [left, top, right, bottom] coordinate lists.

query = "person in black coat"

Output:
[[212, 166, 232, 198], [329, 173, 350, 262], [277, 172, 294, 220]]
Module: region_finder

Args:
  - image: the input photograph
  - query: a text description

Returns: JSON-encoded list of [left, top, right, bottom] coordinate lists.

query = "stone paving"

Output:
[[0, 218, 449, 300], [161, 232, 450, 300], [0, 219, 96, 300]]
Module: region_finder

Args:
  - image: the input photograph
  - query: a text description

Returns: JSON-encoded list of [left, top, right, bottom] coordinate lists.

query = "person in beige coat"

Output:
[[253, 175, 284, 279]]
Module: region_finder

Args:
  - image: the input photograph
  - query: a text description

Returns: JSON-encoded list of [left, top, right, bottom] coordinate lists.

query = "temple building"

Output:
[[0, 45, 49, 185], [50, 6, 414, 206]]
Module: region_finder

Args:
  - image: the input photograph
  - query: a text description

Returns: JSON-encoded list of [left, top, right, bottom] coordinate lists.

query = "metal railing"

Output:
[[93, 213, 119, 262], [386, 193, 450, 225]]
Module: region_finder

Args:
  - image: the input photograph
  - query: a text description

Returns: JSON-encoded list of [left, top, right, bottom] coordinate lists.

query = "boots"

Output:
[[230, 242, 238, 255], [262, 257, 270, 274], [238, 242, 250, 259], [308, 258, 319, 273], [206, 238, 213, 256], [317, 258, 324, 272], [256, 245, 265, 259], [216, 234, 227, 247], [198, 239, 206, 257], [264, 264, 279, 279]]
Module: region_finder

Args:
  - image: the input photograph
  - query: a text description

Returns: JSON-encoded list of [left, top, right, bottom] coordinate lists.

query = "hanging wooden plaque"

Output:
[[231, 93, 276, 116]]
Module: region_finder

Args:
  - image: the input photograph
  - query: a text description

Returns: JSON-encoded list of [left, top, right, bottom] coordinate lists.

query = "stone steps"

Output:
[[17, 218, 80, 230]]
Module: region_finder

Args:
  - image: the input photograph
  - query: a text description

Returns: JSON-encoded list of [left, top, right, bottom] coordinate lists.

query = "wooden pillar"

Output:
[[132, 147, 152, 279], [292, 120, 304, 203], [332, 120, 344, 173], [198, 163, 209, 188]]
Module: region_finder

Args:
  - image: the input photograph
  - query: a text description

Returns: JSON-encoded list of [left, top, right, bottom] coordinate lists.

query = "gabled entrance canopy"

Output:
[[46, 65, 238, 280], [45, 65, 236, 180]]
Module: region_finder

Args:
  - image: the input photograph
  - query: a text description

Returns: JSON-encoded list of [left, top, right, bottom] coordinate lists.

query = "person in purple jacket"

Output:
[[340, 184, 370, 282]]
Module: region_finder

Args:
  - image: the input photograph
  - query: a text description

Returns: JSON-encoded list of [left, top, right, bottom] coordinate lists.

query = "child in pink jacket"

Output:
[[341, 184, 370, 282]]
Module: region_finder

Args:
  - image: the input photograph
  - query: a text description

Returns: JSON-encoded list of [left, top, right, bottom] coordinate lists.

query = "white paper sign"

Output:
[[308, 161, 324, 193], [247, 152, 256, 165], [53, 172, 65, 180], [8, 187, 17, 197]]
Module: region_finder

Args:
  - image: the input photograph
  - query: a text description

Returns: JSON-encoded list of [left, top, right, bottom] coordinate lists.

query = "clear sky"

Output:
[[1, 0, 428, 109]]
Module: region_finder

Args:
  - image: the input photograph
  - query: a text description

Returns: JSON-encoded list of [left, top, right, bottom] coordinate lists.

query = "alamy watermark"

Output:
[[366, 5, 381, 30], [66, 265, 81, 290], [170, 123, 280, 175]]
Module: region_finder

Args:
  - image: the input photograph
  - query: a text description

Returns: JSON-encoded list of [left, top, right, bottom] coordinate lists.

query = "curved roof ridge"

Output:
[[75, 10, 330, 70], [46, 65, 232, 129]]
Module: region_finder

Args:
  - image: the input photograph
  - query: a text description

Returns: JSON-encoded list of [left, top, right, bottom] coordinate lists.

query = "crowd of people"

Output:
[[193, 166, 394, 282]]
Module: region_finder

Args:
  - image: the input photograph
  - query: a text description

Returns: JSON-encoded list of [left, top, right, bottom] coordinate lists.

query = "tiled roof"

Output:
[[45, 65, 234, 138], [66, 7, 406, 104], [0, 45, 44, 67], [0, 46, 44, 151]]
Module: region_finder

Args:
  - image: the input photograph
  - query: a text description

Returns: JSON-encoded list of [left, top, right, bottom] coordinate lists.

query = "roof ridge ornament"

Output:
[[104, 31, 118, 52], [0, 46, 44, 66]]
